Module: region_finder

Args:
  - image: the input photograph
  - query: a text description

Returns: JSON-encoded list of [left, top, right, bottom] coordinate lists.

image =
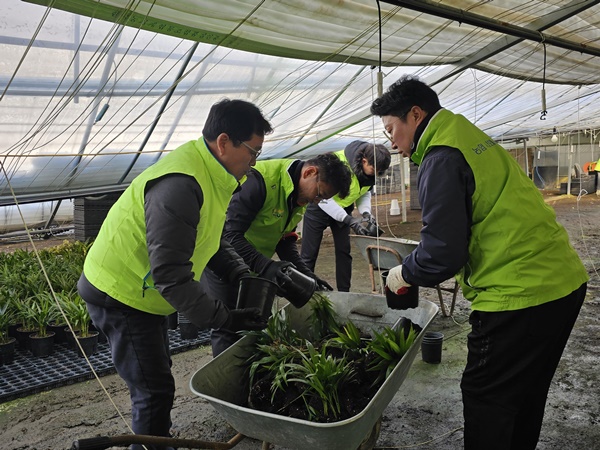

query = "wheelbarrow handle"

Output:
[[72, 432, 245, 450]]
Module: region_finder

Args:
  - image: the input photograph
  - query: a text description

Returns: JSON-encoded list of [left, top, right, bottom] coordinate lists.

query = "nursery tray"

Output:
[[351, 236, 419, 270], [190, 292, 438, 450]]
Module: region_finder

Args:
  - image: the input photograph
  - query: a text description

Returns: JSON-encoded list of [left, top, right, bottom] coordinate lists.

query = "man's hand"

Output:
[[362, 211, 373, 222], [260, 260, 294, 286], [386, 265, 411, 294], [313, 274, 333, 291], [224, 307, 267, 332], [343, 215, 368, 236]]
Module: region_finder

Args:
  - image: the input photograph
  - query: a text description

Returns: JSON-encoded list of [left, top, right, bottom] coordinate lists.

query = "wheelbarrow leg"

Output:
[[71, 431, 245, 450]]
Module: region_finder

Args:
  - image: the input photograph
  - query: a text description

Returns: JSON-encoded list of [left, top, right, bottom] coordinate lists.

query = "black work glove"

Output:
[[343, 214, 368, 236], [230, 264, 251, 287], [362, 211, 373, 222], [260, 260, 294, 286], [223, 307, 267, 332], [314, 275, 333, 291]]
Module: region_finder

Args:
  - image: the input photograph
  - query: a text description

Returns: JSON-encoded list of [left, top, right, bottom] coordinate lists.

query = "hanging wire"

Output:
[[540, 33, 548, 120]]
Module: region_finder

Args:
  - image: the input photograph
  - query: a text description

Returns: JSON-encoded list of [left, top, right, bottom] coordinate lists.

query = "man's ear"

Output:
[[215, 133, 229, 156], [302, 164, 318, 179]]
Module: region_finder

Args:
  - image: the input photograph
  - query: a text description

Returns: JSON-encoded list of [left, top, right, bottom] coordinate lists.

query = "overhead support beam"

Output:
[[426, 0, 600, 85], [382, 0, 600, 58]]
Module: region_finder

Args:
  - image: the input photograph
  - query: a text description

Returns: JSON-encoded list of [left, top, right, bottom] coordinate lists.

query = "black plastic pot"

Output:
[[76, 332, 99, 358], [421, 331, 444, 364], [236, 276, 278, 320], [0, 337, 16, 365], [30, 332, 55, 358], [381, 271, 419, 310], [15, 327, 35, 350], [278, 267, 317, 309], [48, 323, 67, 344], [178, 313, 199, 340]]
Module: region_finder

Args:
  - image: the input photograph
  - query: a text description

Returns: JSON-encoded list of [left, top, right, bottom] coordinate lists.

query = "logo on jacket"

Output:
[[272, 208, 284, 218]]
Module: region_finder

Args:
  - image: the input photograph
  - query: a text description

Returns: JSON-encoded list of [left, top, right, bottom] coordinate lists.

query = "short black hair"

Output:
[[370, 75, 441, 118], [202, 98, 273, 143], [306, 153, 352, 199], [361, 143, 391, 174]]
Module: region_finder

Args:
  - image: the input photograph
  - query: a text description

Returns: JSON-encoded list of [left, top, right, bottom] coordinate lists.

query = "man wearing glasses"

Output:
[[204, 153, 352, 356], [371, 75, 587, 450], [78, 99, 273, 449], [300, 140, 391, 292]]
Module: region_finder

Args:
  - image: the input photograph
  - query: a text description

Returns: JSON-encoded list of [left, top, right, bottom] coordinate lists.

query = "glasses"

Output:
[[314, 175, 327, 203], [240, 141, 262, 158]]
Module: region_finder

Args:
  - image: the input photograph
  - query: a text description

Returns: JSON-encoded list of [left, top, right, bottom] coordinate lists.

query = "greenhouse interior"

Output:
[[0, 1, 599, 450]]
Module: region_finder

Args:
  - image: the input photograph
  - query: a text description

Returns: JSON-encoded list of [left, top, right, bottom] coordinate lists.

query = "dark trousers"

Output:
[[84, 295, 175, 450], [202, 268, 239, 357], [460, 283, 586, 450], [300, 203, 353, 292]]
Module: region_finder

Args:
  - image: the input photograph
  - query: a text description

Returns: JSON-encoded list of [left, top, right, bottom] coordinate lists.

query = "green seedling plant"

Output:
[[285, 341, 356, 421], [0, 298, 15, 344], [367, 324, 418, 387], [308, 292, 339, 341], [28, 292, 59, 338]]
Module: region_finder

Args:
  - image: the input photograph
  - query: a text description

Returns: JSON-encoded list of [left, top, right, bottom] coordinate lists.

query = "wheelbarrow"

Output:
[[189, 292, 439, 450], [350, 235, 460, 317]]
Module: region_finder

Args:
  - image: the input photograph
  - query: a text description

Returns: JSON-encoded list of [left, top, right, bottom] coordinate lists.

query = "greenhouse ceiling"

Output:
[[1, 0, 600, 206]]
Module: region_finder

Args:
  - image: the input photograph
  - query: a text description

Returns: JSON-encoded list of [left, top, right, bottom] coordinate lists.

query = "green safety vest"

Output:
[[244, 160, 306, 257], [83, 138, 239, 315], [332, 150, 371, 208], [413, 109, 588, 312]]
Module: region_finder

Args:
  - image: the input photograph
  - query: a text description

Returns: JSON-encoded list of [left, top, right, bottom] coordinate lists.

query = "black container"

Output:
[[0, 337, 17, 365], [364, 220, 384, 237], [278, 267, 317, 309], [178, 313, 199, 340], [381, 271, 419, 310], [30, 333, 55, 358], [421, 331, 444, 364], [236, 276, 278, 320], [76, 332, 99, 358], [167, 312, 179, 330]]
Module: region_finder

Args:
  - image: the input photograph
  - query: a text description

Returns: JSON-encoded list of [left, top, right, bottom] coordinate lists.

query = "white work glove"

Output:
[[386, 265, 411, 295]]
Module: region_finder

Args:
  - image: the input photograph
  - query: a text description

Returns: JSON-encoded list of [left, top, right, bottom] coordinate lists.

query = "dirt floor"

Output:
[[0, 191, 599, 450]]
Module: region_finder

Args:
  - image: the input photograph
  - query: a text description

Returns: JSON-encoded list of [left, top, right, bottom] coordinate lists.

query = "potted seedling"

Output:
[[67, 295, 98, 358], [0, 299, 17, 365], [28, 292, 59, 357], [15, 297, 37, 351]]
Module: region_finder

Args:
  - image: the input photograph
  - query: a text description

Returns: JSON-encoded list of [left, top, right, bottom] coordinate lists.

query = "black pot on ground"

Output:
[[63, 327, 80, 349], [30, 332, 55, 358], [8, 323, 21, 339], [90, 323, 107, 344], [76, 332, 99, 358], [47, 323, 67, 344], [0, 337, 17, 365], [15, 327, 35, 350]]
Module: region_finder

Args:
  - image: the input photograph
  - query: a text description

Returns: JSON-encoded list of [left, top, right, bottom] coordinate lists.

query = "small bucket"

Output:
[[381, 270, 419, 310], [421, 331, 444, 364], [236, 276, 279, 320], [278, 267, 317, 309]]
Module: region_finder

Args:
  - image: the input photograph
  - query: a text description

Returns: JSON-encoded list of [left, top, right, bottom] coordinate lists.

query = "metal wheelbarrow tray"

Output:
[[190, 292, 439, 450]]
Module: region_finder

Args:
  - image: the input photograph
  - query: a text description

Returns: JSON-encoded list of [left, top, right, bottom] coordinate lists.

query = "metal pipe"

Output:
[[117, 42, 199, 184], [383, 0, 600, 58]]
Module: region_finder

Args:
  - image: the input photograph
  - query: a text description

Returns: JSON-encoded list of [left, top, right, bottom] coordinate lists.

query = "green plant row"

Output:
[[244, 293, 419, 423], [0, 240, 93, 344]]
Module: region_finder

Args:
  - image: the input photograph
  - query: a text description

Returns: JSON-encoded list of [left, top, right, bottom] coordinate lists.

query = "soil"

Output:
[[0, 191, 599, 450]]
